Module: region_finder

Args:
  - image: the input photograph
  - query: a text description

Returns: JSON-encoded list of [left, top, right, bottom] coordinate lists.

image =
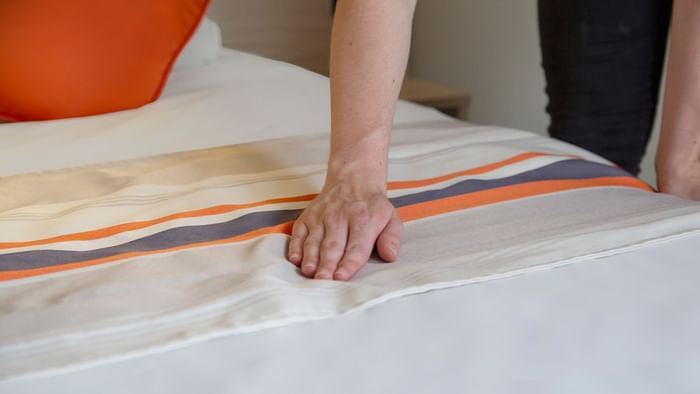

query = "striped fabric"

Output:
[[2, 123, 700, 379], [0, 153, 646, 281]]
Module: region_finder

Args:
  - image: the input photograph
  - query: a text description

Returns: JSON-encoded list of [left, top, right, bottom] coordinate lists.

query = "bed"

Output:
[[1, 38, 700, 393]]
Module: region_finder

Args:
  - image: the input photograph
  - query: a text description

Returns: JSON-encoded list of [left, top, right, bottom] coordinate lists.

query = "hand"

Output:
[[287, 179, 403, 281]]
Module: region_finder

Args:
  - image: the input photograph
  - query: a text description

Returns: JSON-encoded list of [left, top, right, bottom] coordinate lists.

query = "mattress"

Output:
[[1, 49, 699, 394]]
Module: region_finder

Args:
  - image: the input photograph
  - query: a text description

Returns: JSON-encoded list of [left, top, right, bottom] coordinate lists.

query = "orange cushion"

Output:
[[0, 0, 209, 121]]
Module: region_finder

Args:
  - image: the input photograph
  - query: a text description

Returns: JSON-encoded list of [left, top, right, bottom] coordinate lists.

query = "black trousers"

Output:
[[538, 0, 673, 175]]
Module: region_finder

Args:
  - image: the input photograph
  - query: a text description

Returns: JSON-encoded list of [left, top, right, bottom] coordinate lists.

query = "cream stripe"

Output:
[[0, 127, 555, 213], [4, 151, 548, 221], [0, 155, 572, 242]]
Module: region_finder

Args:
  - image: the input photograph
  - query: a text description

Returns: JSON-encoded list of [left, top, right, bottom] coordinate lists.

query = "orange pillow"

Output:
[[0, 0, 209, 121]]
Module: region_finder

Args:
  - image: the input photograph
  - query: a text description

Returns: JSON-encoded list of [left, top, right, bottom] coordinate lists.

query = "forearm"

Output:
[[327, 0, 417, 190], [658, 0, 700, 181]]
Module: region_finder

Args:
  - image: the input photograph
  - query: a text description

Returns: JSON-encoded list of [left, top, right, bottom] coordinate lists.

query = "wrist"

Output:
[[326, 124, 391, 190], [325, 157, 387, 192]]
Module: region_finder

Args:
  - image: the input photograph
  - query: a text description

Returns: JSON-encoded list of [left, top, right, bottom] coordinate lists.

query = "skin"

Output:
[[287, 0, 417, 281], [657, 0, 700, 200], [290, 0, 700, 281]]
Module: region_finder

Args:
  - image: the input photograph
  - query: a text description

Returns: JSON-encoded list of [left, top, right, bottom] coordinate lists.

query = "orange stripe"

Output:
[[0, 222, 295, 281], [0, 175, 650, 282], [0, 194, 315, 250], [0, 152, 555, 250], [386, 152, 549, 189], [396, 176, 651, 222]]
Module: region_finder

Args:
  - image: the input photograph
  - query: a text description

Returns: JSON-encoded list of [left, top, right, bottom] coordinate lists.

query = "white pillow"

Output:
[[173, 17, 222, 71]]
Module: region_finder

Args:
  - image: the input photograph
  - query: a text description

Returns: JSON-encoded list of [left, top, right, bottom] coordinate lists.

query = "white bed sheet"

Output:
[[1, 49, 698, 393]]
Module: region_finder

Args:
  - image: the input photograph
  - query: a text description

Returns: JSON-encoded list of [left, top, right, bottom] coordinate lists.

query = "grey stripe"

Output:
[[391, 159, 628, 208], [0, 209, 303, 271], [0, 159, 634, 271]]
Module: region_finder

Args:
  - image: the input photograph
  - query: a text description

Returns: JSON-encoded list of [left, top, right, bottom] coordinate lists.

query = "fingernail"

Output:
[[302, 264, 316, 276], [315, 269, 330, 279], [334, 268, 348, 280], [389, 247, 398, 259], [289, 254, 300, 263]]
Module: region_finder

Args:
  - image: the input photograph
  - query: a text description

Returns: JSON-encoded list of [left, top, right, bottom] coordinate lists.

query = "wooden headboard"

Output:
[[207, 0, 334, 75]]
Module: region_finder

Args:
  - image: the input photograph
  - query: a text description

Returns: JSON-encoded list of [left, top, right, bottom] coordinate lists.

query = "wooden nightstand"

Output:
[[399, 75, 470, 120]]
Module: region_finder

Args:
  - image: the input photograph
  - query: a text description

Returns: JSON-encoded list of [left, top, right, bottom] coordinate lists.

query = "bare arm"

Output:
[[657, 0, 700, 200], [328, 0, 416, 184], [288, 0, 417, 280]]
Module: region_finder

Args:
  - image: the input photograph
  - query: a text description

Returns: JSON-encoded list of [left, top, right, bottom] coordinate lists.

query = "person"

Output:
[[287, 0, 700, 281], [538, 0, 700, 201]]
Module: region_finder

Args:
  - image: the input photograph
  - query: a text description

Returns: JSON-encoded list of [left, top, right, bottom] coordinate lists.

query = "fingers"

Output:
[[376, 210, 403, 262], [334, 212, 378, 281], [287, 221, 308, 266], [288, 193, 401, 281], [314, 216, 349, 280], [301, 224, 324, 277]]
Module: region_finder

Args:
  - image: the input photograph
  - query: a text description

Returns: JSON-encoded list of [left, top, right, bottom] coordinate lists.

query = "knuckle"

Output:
[[321, 247, 343, 261], [303, 236, 321, 249], [350, 207, 372, 225], [304, 239, 318, 254], [302, 230, 323, 244], [319, 254, 338, 266], [352, 219, 371, 232], [322, 239, 343, 251], [291, 222, 306, 236], [356, 212, 372, 226], [303, 254, 319, 265], [340, 256, 363, 269], [304, 220, 322, 230], [304, 235, 320, 243], [320, 253, 341, 267], [346, 243, 370, 256]]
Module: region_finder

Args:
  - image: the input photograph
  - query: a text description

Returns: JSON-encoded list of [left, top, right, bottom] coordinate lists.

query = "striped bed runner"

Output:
[[1, 125, 699, 379]]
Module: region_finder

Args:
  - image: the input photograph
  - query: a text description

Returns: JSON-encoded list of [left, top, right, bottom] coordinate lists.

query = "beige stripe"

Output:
[[0, 123, 568, 211]]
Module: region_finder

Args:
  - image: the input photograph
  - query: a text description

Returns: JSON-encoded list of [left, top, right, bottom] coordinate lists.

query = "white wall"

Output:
[[409, 0, 660, 185]]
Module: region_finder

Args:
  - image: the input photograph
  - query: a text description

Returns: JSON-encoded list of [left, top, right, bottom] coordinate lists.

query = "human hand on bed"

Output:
[[287, 174, 403, 281], [287, 0, 415, 280]]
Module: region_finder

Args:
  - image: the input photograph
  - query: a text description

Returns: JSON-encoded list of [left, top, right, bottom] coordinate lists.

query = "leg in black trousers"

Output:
[[538, 0, 672, 175]]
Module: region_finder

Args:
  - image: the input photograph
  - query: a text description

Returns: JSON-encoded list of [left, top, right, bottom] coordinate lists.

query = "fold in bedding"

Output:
[[1, 122, 700, 379]]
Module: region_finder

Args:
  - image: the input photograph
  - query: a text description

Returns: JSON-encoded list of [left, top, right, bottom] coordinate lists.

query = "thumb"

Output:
[[376, 209, 403, 262]]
